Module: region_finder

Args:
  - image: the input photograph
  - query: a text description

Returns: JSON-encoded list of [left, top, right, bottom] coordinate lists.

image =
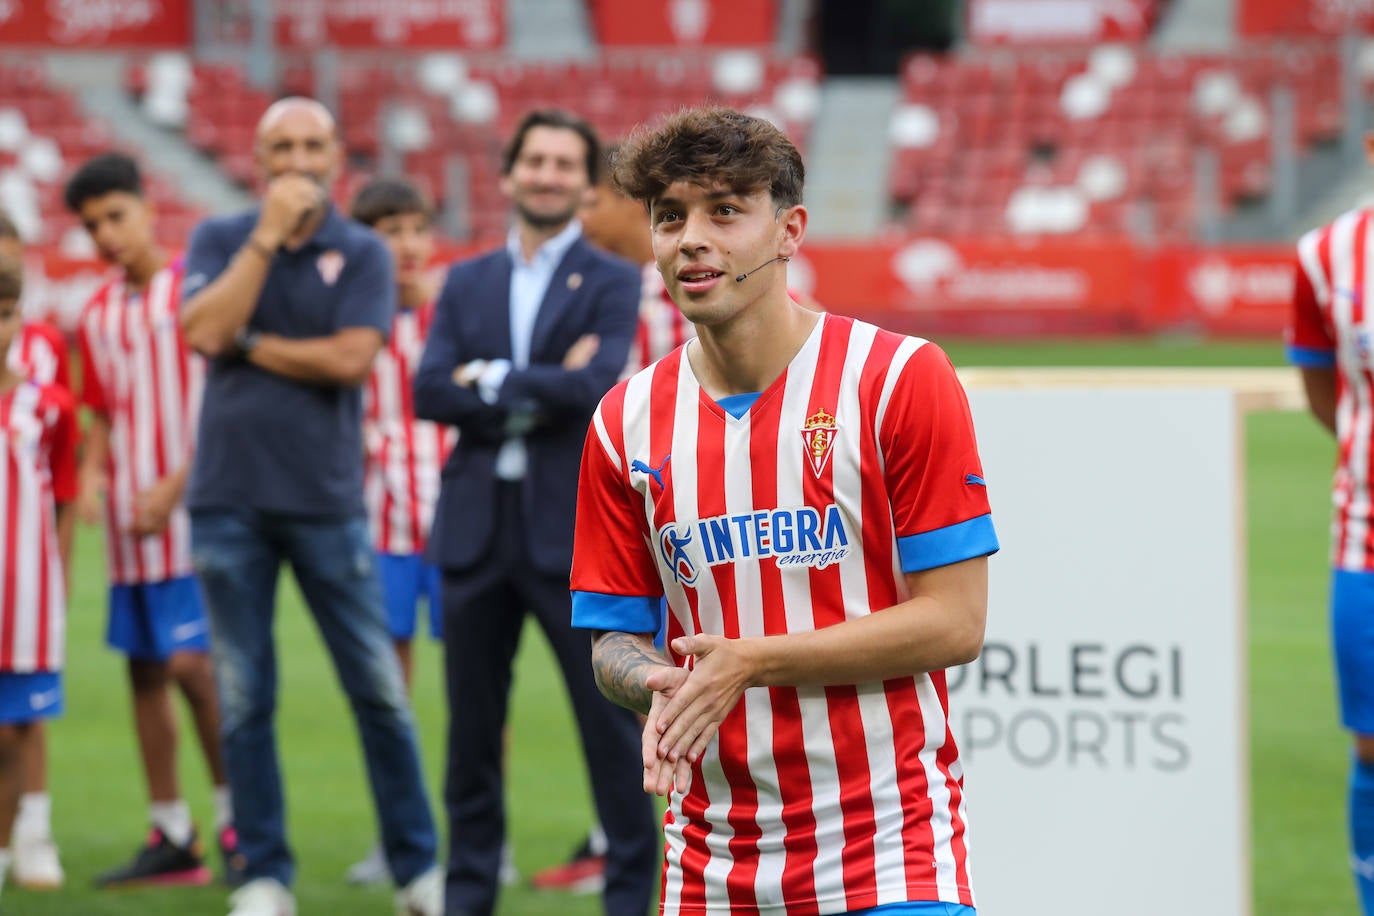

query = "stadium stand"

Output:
[[888, 42, 1344, 242]]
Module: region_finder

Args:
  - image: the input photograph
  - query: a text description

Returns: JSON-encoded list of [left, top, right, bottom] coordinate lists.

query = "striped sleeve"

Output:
[[878, 342, 998, 573], [571, 394, 664, 632], [1287, 230, 1335, 367]]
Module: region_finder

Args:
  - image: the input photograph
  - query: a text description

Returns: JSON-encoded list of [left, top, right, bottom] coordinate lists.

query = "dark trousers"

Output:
[[441, 484, 657, 916]]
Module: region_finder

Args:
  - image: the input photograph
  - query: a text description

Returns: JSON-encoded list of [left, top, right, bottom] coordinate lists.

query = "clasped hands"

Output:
[[641, 633, 754, 797]]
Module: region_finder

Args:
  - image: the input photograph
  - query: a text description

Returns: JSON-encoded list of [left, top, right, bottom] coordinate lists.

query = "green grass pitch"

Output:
[[6, 336, 1352, 914]]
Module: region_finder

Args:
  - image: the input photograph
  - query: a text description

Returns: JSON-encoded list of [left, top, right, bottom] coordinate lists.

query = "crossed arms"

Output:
[[591, 555, 988, 796]]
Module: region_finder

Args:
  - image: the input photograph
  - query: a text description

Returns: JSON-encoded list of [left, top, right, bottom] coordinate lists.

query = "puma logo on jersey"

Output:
[[631, 455, 670, 491], [965, 474, 986, 487]]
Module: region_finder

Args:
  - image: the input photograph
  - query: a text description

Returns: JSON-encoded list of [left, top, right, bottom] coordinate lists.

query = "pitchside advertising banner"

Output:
[[0, 0, 191, 46], [590, 0, 775, 46], [958, 386, 1248, 915], [965, 0, 1159, 44], [22, 240, 1295, 336], [1238, 0, 1374, 36]]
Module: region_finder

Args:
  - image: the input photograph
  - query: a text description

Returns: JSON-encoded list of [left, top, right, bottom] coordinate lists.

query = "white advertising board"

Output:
[[954, 387, 1248, 915]]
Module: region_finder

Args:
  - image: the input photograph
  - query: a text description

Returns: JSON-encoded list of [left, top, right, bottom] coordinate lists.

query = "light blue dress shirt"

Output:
[[478, 220, 583, 481]]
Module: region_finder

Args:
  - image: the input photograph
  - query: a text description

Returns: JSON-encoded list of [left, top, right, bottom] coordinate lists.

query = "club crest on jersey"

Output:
[[801, 407, 838, 478], [317, 250, 345, 286], [659, 524, 698, 586]]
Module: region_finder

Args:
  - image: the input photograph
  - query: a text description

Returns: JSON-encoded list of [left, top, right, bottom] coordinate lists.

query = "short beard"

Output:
[[515, 201, 578, 231]]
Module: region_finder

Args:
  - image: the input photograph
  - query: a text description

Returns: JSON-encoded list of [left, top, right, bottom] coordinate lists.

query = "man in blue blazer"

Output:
[[413, 110, 656, 916]]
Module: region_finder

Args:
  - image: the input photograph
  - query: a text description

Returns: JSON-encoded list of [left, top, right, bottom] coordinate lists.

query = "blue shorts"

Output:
[[377, 552, 443, 641], [1332, 569, 1374, 732], [107, 576, 211, 662], [0, 671, 63, 724]]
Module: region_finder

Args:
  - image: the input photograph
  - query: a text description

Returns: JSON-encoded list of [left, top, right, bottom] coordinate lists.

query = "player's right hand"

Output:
[[256, 173, 325, 247]]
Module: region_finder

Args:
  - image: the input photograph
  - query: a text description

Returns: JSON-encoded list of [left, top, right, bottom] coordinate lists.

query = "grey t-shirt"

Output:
[[182, 205, 394, 516]]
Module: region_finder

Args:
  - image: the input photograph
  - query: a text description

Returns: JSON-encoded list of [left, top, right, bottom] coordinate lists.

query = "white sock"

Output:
[[588, 824, 608, 857], [149, 800, 193, 848], [212, 785, 233, 832], [15, 792, 51, 839]]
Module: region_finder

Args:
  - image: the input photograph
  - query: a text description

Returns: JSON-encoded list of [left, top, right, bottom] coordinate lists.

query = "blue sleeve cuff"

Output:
[[572, 591, 663, 633], [1286, 344, 1336, 368], [897, 513, 1000, 573]]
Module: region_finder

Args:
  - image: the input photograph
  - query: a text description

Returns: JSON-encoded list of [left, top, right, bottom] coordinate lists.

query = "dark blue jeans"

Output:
[[191, 509, 437, 888]]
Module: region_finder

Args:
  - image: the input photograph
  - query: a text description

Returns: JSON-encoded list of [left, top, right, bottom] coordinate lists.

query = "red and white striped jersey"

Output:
[[1289, 209, 1374, 571], [625, 262, 694, 380], [364, 303, 456, 555], [572, 314, 998, 914], [0, 381, 76, 673], [9, 322, 70, 391], [77, 258, 203, 585]]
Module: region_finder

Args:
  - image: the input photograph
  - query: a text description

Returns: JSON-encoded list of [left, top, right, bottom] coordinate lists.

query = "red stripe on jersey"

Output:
[[932, 672, 975, 905]]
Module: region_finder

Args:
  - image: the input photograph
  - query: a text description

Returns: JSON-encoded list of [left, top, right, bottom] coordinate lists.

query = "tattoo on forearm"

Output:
[[591, 631, 668, 714]]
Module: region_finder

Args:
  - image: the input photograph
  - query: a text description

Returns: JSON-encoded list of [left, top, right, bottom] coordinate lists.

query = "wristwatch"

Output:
[[233, 327, 262, 358]]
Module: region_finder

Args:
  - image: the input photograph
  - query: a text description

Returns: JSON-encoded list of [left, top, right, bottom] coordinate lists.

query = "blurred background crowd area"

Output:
[[0, 0, 1366, 337]]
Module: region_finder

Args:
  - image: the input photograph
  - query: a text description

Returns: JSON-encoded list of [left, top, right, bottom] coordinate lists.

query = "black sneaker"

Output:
[[218, 825, 248, 888], [94, 828, 213, 888]]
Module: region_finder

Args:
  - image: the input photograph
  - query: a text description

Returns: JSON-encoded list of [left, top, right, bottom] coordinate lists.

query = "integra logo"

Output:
[[656, 505, 851, 587]]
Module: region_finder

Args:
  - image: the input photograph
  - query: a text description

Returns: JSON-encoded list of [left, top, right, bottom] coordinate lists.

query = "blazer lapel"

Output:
[[530, 239, 587, 361], [485, 250, 514, 360]]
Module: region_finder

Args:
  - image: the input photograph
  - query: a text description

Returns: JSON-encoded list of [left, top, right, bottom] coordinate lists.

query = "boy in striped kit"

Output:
[[64, 154, 239, 888], [1289, 199, 1374, 914], [0, 255, 76, 906], [572, 108, 999, 915], [344, 177, 453, 886], [0, 210, 70, 889]]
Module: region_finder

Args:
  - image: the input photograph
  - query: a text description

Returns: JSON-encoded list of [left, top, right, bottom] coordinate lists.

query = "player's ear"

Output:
[[1365, 131, 1374, 168], [777, 204, 807, 260]]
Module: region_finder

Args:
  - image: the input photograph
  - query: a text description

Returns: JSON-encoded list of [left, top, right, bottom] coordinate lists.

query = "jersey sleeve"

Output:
[[1286, 253, 1335, 368], [44, 389, 78, 505], [76, 318, 108, 414], [33, 323, 70, 392], [880, 342, 999, 574], [570, 401, 663, 634]]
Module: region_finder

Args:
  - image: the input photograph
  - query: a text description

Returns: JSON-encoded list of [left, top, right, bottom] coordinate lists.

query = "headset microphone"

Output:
[[734, 256, 791, 283]]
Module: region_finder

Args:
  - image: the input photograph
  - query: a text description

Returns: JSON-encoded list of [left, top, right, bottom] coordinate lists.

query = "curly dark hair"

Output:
[[350, 177, 432, 228], [610, 107, 804, 208]]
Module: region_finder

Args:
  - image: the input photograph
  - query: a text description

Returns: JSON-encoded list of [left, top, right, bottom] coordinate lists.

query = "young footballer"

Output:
[[65, 153, 239, 888], [345, 177, 453, 886], [1288, 172, 1374, 914], [0, 210, 70, 889], [0, 255, 77, 906], [572, 108, 999, 915]]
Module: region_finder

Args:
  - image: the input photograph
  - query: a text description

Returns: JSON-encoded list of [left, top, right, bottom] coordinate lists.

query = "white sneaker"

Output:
[[345, 843, 390, 885], [499, 841, 518, 887], [12, 834, 63, 889], [394, 864, 442, 916], [228, 877, 296, 916]]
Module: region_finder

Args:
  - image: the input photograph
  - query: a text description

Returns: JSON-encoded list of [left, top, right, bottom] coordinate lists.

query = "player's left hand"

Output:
[[129, 474, 180, 537], [652, 634, 754, 770]]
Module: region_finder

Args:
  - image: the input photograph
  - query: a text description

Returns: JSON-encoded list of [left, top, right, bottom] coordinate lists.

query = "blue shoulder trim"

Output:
[[571, 591, 663, 634], [897, 513, 1000, 574]]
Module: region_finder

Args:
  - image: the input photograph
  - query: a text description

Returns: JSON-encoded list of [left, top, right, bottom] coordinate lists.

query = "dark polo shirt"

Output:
[[182, 205, 394, 516]]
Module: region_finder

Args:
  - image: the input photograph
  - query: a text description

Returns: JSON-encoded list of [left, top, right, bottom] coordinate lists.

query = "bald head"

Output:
[[255, 96, 340, 191], [257, 97, 336, 140]]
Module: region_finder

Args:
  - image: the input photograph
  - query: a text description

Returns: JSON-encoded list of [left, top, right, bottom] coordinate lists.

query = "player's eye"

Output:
[[654, 210, 680, 225], [716, 205, 739, 217]]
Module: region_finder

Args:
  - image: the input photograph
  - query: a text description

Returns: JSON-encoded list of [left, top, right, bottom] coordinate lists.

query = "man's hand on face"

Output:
[[256, 173, 325, 249]]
